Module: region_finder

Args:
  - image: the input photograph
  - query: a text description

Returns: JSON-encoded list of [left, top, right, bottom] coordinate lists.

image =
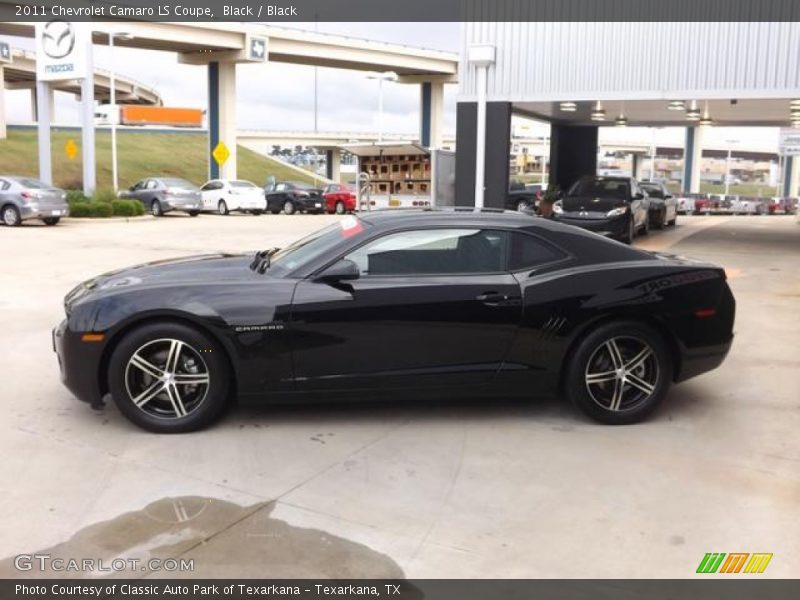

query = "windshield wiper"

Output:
[[249, 247, 280, 274]]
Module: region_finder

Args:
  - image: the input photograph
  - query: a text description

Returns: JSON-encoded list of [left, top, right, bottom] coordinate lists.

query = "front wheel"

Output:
[[150, 200, 163, 217], [108, 322, 230, 433], [42, 217, 61, 226], [335, 201, 346, 215], [283, 200, 296, 215], [218, 200, 229, 216], [621, 217, 635, 244], [564, 321, 671, 425]]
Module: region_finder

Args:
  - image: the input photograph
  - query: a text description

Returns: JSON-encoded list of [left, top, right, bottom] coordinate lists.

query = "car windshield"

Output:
[[268, 217, 367, 276], [289, 181, 315, 191], [641, 184, 664, 198], [231, 180, 257, 188], [15, 178, 47, 189], [568, 178, 629, 199]]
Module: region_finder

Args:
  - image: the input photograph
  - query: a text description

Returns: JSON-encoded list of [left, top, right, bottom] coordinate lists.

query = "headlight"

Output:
[[553, 201, 564, 214], [606, 207, 628, 217]]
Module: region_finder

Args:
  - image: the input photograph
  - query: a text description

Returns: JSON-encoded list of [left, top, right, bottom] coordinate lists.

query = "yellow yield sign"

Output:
[[65, 139, 78, 160], [212, 141, 230, 167]]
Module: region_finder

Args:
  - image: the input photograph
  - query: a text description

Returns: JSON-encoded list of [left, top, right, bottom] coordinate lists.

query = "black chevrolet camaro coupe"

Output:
[[53, 209, 735, 433]]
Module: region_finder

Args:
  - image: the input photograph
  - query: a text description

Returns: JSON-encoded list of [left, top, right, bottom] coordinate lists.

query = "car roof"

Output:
[[358, 207, 557, 230]]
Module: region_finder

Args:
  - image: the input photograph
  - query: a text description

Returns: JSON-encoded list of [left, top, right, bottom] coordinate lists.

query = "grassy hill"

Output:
[[0, 127, 316, 190]]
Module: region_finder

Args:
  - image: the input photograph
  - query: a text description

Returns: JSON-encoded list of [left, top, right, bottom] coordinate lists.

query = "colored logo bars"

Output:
[[697, 553, 773, 574]]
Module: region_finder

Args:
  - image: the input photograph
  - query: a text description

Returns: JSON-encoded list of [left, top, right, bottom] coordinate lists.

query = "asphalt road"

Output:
[[0, 213, 797, 578]]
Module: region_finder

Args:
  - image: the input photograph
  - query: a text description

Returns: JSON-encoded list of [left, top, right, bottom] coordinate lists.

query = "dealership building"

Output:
[[455, 21, 800, 207]]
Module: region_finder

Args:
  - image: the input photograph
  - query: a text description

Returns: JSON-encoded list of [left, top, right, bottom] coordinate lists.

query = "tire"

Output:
[[2, 205, 21, 227], [108, 322, 230, 433], [564, 321, 671, 425], [43, 217, 61, 226], [270, 209, 281, 215], [252, 211, 263, 216], [283, 200, 296, 215], [150, 199, 163, 217], [516, 200, 530, 212], [668, 214, 677, 226], [638, 215, 649, 235], [654, 209, 666, 230], [218, 200, 229, 216], [621, 217, 635, 244], [188, 211, 200, 217], [335, 201, 346, 215]]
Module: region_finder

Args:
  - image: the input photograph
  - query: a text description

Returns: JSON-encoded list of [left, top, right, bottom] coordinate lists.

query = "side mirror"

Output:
[[316, 259, 360, 283]]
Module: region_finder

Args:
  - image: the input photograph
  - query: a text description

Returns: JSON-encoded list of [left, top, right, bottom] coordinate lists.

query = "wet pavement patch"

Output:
[[0, 497, 404, 578]]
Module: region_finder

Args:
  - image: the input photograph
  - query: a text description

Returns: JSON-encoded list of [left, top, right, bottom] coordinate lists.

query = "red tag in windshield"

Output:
[[340, 216, 363, 237]]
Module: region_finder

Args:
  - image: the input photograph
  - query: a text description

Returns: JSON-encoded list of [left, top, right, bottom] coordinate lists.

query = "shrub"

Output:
[[69, 202, 92, 217], [66, 190, 89, 205], [111, 199, 142, 217], [92, 188, 118, 204], [90, 202, 113, 217]]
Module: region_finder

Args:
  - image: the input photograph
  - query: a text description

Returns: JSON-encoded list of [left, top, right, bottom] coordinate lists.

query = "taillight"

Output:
[[694, 308, 717, 318]]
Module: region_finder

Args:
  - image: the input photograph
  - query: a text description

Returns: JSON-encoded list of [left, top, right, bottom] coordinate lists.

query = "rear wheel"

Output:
[[2, 205, 21, 227], [42, 217, 61, 226], [188, 211, 199, 217], [283, 200, 296, 215], [564, 321, 671, 424], [108, 322, 230, 433], [150, 199, 163, 217], [335, 201, 346, 215], [218, 200, 229, 216]]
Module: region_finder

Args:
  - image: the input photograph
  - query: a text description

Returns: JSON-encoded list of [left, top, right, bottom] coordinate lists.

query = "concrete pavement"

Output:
[[0, 213, 797, 578]]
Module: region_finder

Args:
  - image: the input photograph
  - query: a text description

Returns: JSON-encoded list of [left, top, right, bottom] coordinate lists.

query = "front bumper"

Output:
[[53, 318, 105, 407], [20, 204, 70, 221], [556, 214, 628, 239]]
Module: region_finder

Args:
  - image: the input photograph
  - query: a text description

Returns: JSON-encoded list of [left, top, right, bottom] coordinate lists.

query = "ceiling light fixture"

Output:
[[591, 101, 606, 121], [560, 101, 577, 112], [668, 100, 685, 111]]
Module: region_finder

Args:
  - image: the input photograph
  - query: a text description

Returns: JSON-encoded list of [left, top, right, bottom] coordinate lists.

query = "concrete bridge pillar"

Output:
[[420, 80, 444, 148], [208, 61, 238, 180], [326, 148, 341, 182]]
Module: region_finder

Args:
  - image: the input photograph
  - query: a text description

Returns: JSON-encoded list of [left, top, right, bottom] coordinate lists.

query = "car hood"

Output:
[[66, 253, 259, 306], [562, 196, 627, 213]]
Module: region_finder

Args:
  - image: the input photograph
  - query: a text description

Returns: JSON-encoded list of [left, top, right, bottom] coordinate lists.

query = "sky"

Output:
[[3, 22, 782, 153]]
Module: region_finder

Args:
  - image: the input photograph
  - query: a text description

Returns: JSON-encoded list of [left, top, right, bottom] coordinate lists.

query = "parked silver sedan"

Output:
[[119, 177, 202, 217], [0, 176, 69, 226]]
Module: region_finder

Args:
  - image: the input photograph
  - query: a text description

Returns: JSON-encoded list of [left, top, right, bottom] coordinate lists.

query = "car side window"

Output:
[[345, 229, 507, 276], [146, 180, 158, 190], [275, 183, 286, 192], [508, 232, 565, 271], [0, 179, 9, 191]]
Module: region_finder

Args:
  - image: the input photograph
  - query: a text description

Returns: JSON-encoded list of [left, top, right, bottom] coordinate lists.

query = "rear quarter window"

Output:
[[508, 232, 566, 271]]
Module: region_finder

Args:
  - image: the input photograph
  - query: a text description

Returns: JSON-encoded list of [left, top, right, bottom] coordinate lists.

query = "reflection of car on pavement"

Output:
[[640, 181, 678, 228], [119, 177, 202, 217], [322, 183, 356, 214], [0, 176, 69, 226], [54, 209, 735, 432], [554, 175, 650, 244], [264, 181, 324, 215], [199, 179, 266, 215]]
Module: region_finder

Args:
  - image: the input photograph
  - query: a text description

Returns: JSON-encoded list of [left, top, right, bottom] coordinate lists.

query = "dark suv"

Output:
[[554, 176, 650, 244]]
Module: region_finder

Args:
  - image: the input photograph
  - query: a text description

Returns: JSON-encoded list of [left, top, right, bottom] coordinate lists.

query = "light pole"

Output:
[[724, 138, 738, 196], [108, 31, 133, 192], [365, 71, 398, 142]]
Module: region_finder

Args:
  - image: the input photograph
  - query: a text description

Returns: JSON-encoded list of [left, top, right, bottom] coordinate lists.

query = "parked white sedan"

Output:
[[199, 180, 267, 215]]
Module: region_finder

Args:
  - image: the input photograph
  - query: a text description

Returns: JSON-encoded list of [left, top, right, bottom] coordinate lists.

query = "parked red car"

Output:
[[323, 183, 357, 214]]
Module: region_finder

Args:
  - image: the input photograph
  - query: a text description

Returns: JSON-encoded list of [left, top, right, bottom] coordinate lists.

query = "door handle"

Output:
[[476, 292, 507, 303]]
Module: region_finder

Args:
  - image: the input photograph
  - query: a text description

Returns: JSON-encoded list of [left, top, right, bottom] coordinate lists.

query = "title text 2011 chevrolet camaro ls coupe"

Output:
[[53, 210, 735, 433]]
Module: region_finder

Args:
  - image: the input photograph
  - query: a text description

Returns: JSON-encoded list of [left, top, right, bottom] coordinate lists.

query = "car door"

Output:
[[289, 227, 523, 391], [200, 181, 219, 210]]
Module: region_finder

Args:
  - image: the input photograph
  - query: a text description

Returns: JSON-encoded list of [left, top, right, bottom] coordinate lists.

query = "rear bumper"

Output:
[[20, 204, 70, 220], [53, 318, 105, 407], [675, 338, 733, 382]]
